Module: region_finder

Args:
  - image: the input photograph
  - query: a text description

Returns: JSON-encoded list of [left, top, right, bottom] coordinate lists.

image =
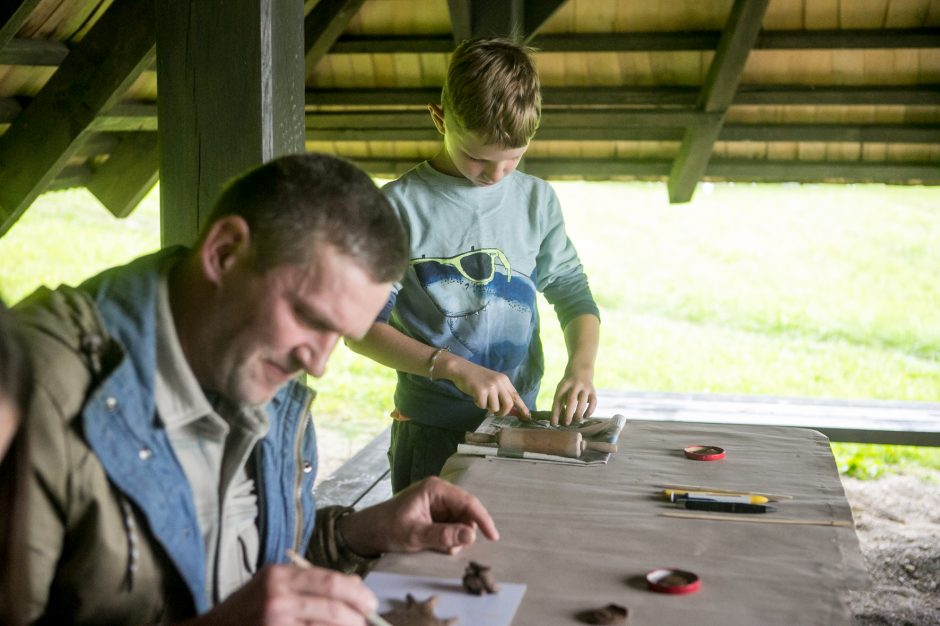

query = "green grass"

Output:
[[2, 180, 938, 479]]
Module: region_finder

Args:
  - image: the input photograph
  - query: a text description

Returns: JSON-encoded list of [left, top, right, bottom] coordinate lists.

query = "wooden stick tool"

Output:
[[285, 550, 394, 626]]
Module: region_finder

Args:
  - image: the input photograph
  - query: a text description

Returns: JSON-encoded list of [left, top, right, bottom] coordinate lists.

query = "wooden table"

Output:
[[372, 420, 869, 626]]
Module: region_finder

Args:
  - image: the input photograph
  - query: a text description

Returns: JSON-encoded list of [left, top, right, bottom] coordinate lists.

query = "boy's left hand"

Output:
[[551, 367, 597, 425]]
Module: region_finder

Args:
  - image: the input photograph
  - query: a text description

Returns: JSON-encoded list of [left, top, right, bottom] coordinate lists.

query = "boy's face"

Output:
[[429, 104, 528, 187]]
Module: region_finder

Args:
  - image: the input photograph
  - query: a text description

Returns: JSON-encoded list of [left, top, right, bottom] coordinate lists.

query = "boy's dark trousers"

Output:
[[388, 419, 466, 493]]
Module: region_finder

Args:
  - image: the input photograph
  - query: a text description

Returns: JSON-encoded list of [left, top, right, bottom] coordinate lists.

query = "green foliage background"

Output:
[[2, 181, 938, 478]]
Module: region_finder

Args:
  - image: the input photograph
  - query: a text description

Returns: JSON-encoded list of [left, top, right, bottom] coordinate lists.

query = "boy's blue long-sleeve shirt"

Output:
[[379, 162, 600, 432]]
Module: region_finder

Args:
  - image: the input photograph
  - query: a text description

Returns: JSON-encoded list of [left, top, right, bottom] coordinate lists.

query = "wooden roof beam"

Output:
[[447, 0, 568, 42], [86, 132, 159, 218], [668, 0, 769, 204], [329, 27, 939, 54], [305, 0, 368, 75], [305, 85, 940, 107], [348, 157, 940, 185], [0, 0, 41, 51], [0, 0, 155, 236], [305, 123, 940, 143]]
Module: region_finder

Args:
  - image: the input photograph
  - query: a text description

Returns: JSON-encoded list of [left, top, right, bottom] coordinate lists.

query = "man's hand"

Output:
[[180, 564, 377, 626], [339, 476, 499, 557], [438, 352, 530, 418]]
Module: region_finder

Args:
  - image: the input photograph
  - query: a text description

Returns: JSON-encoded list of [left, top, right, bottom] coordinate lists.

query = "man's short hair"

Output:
[[441, 37, 541, 148], [206, 153, 408, 283]]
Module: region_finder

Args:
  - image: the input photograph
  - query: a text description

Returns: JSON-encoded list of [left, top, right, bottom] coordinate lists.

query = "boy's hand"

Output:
[[436, 351, 529, 418], [551, 366, 597, 425]]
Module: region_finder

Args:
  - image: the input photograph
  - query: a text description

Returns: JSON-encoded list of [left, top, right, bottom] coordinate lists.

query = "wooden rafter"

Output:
[[668, 0, 769, 204], [0, 0, 155, 236], [0, 0, 41, 51], [86, 132, 159, 218], [524, 0, 568, 41], [447, 0, 567, 42], [0, 38, 68, 65], [304, 0, 368, 75]]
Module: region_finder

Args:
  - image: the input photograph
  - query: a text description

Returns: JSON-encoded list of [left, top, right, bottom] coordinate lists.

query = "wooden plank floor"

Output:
[[315, 391, 940, 509]]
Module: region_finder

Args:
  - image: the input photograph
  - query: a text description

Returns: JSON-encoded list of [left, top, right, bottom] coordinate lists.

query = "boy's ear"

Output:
[[428, 104, 445, 135]]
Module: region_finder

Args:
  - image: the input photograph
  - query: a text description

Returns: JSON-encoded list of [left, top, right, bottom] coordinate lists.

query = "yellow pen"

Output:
[[663, 489, 770, 505]]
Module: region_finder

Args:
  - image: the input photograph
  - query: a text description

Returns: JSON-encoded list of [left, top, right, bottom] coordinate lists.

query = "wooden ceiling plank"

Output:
[[668, 0, 770, 204], [87, 131, 159, 218], [305, 0, 369, 74], [0, 0, 156, 236], [0, 0, 42, 50]]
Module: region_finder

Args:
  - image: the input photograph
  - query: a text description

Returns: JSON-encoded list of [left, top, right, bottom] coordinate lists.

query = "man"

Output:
[[16, 153, 498, 625]]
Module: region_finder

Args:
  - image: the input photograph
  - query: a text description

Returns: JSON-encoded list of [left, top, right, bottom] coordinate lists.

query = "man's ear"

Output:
[[199, 215, 251, 286], [428, 103, 445, 135]]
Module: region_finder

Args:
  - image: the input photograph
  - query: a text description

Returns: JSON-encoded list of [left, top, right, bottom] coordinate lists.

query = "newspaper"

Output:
[[456, 413, 627, 466]]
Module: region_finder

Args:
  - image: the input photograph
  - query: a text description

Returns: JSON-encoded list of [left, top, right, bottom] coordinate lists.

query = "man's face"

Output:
[[430, 105, 528, 186], [206, 244, 391, 406]]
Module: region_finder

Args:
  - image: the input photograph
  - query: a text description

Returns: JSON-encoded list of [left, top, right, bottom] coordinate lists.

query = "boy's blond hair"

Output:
[[441, 37, 541, 148]]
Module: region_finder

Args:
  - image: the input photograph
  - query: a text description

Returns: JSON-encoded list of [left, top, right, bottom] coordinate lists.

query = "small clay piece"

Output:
[[462, 561, 499, 595], [379, 594, 457, 626], [576, 603, 629, 624]]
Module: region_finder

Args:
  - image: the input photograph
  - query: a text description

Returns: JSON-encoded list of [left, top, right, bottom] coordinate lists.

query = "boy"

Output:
[[348, 38, 600, 492]]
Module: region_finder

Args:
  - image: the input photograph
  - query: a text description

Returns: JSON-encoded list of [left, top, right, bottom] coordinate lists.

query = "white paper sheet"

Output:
[[365, 570, 526, 625]]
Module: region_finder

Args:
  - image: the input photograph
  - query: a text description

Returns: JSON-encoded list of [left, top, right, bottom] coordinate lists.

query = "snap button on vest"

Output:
[[138, 447, 152, 460], [105, 396, 118, 411]]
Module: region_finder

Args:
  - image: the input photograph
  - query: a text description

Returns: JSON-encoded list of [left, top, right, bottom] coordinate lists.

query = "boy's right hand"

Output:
[[437, 352, 530, 418]]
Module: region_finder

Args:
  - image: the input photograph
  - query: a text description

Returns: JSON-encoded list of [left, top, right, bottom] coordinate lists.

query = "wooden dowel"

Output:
[[286, 550, 394, 626], [660, 511, 852, 526]]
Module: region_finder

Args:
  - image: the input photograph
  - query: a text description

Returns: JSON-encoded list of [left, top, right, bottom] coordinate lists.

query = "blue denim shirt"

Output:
[[78, 249, 319, 614]]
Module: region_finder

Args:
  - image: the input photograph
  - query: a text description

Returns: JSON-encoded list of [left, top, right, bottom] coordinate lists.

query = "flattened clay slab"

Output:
[[380, 593, 458, 626], [576, 603, 629, 624]]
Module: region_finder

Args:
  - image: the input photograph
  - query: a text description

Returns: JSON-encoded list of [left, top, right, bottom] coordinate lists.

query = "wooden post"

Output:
[[156, 0, 306, 248]]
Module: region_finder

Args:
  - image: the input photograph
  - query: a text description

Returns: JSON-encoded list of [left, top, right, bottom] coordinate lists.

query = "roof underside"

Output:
[[0, 0, 938, 232]]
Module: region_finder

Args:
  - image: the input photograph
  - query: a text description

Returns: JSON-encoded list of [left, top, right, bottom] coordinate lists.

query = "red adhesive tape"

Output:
[[684, 444, 725, 461], [646, 568, 701, 594]]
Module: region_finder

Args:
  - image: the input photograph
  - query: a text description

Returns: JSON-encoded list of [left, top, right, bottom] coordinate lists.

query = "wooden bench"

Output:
[[315, 391, 940, 508], [595, 390, 940, 447]]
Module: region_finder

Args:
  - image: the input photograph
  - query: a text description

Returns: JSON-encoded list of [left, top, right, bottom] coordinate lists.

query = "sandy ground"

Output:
[[842, 470, 940, 626]]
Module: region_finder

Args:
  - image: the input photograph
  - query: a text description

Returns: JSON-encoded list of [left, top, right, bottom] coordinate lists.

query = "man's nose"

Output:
[[295, 333, 339, 378]]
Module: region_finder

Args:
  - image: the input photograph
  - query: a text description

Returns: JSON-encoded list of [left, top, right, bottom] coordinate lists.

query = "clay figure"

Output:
[[380, 594, 457, 626], [462, 561, 499, 595]]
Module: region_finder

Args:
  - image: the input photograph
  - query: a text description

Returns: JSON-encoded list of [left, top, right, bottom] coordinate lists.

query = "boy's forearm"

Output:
[[346, 322, 444, 378], [563, 313, 600, 376]]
